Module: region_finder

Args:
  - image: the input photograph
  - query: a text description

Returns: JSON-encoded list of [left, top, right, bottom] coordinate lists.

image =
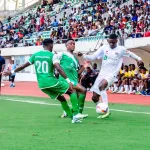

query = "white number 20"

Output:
[[36, 61, 48, 73]]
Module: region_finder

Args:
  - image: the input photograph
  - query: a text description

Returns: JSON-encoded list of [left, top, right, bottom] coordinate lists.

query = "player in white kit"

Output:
[[78, 34, 143, 118]]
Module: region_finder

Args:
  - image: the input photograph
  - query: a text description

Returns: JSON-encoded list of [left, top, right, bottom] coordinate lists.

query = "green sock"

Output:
[[78, 94, 86, 114], [70, 93, 79, 116], [60, 101, 73, 118]]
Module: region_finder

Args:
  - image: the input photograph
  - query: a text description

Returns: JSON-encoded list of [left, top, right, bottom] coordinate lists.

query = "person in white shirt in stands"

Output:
[[78, 34, 143, 119]]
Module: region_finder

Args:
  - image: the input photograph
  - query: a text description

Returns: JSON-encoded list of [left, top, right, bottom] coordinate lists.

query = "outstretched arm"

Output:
[[78, 47, 104, 61], [3, 62, 31, 76], [124, 50, 142, 61]]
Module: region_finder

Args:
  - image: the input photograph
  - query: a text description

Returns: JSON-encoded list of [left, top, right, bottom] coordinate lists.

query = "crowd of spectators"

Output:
[[109, 63, 150, 96], [0, 0, 150, 48]]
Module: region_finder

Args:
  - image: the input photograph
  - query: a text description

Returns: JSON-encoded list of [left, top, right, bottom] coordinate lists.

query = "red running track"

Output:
[[1, 82, 150, 106]]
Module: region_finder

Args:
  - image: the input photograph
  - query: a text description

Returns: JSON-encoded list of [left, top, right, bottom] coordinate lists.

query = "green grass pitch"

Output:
[[0, 95, 150, 150]]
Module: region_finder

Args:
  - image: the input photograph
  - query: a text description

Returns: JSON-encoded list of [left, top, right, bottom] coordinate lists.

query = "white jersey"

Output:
[[83, 45, 142, 78]]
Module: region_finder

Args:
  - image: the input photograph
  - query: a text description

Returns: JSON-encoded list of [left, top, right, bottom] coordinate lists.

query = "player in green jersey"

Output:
[[53, 39, 89, 117], [3, 39, 85, 123]]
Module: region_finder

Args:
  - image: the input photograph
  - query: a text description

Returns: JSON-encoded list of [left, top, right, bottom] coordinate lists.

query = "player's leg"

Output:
[[129, 78, 133, 93], [74, 83, 87, 114], [118, 79, 125, 93], [97, 78, 111, 118], [123, 78, 129, 93], [57, 95, 73, 118]]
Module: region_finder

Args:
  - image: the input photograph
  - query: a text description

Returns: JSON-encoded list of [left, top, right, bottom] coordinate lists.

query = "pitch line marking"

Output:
[[1, 98, 150, 115]]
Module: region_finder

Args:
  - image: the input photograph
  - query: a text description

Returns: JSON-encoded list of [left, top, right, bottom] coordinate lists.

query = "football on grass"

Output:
[[96, 103, 108, 114]]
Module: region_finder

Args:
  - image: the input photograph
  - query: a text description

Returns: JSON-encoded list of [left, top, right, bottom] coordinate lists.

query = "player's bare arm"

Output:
[[3, 62, 31, 76], [53, 63, 73, 90]]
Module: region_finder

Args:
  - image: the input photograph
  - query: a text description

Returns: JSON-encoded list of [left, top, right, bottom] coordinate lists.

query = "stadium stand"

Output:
[[0, 0, 149, 48]]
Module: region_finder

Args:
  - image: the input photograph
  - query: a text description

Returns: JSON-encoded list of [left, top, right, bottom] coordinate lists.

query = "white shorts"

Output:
[[90, 75, 115, 95]]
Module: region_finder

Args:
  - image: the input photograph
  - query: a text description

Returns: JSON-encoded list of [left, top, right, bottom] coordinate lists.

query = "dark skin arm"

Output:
[[53, 63, 68, 79], [3, 62, 31, 76], [54, 63, 73, 90]]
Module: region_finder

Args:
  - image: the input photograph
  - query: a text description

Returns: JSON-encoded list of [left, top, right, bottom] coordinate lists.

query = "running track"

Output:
[[1, 82, 150, 106]]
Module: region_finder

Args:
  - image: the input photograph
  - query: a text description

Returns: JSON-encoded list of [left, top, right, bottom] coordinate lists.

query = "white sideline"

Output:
[[2, 98, 150, 115]]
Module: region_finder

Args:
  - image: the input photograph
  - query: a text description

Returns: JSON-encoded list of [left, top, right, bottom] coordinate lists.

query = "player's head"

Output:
[[86, 67, 92, 73], [65, 39, 75, 52], [93, 63, 97, 69], [140, 66, 147, 74], [124, 65, 128, 72], [107, 34, 118, 49], [131, 64, 135, 70], [43, 39, 54, 51]]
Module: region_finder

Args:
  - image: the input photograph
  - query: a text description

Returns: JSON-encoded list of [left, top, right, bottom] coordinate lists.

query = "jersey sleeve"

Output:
[[28, 54, 35, 64], [83, 46, 104, 60], [123, 49, 142, 61], [52, 52, 63, 64]]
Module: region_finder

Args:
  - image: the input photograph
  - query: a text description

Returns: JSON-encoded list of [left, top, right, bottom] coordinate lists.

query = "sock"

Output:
[[119, 86, 123, 92], [136, 87, 139, 92], [114, 83, 117, 89], [70, 93, 79, 116], [60, 101, 73, 118], [78, 94, 86, 114], [129, 85, 132, 92], [124, 85, 128, 92], [101, 90, 108, 105], [96, 100, 100, 106]]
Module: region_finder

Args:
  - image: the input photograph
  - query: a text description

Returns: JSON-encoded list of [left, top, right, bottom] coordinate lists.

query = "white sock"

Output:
[[96, 101, 100, 106], [119, 86, 123, 92], [111, 86, 114, 91], [124, 85, 128, 92], [137, 87, 139, 91], [101, 90, 108, 105], [114, 83, 117, 89], [129, 85, 132, 92]]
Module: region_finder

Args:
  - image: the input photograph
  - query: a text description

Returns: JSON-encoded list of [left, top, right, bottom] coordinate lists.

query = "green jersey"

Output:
[[28, 49, 58, 89], [53, 52, 79, 85]]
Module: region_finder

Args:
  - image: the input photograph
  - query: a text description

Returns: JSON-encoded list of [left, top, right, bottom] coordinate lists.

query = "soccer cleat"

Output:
[[135, 91, 141, 95], [60, 111, 68, 118], [71, 119, 82, 123], [71, 113, 84, 123], [140, 91, 147, 96], [79, 113, 88, 119], [97, 109, 111, 119], [146, 92, 150, 96]]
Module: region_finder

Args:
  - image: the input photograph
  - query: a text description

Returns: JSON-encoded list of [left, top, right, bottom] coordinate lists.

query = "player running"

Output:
[[3, 39, 85, 123], [53, 39, 89, 118], [78, 34, 143, 119]]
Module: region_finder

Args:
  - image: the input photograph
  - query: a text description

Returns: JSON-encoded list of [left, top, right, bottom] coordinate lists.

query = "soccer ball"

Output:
[[96, 103, 108, 114]]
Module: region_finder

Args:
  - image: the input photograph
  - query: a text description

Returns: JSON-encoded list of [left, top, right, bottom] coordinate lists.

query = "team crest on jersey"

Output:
[[103, 55, 108, 60]]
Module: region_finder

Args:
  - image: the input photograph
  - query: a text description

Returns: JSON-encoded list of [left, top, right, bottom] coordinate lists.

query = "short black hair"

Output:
[[43, 39, 53, 46], [140, 66, 147, 71], [87, 67, 91, 70], [65, 39, 74, 44], [109, 34, 118, 39]]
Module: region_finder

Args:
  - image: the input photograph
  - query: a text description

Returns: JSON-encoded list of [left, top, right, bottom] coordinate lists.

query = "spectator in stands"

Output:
[[0, 0, 150, 47]]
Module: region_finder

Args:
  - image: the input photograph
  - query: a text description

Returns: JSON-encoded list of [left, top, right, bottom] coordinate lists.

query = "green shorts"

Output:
[[59, 76, 78, 86], [41, 80, 69, 99]]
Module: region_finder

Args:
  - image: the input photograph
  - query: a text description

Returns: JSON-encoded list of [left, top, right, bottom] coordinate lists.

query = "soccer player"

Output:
[[3, 39, 85, 123], [53, 39, 88, 117], [78, 34, 143, 118]]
